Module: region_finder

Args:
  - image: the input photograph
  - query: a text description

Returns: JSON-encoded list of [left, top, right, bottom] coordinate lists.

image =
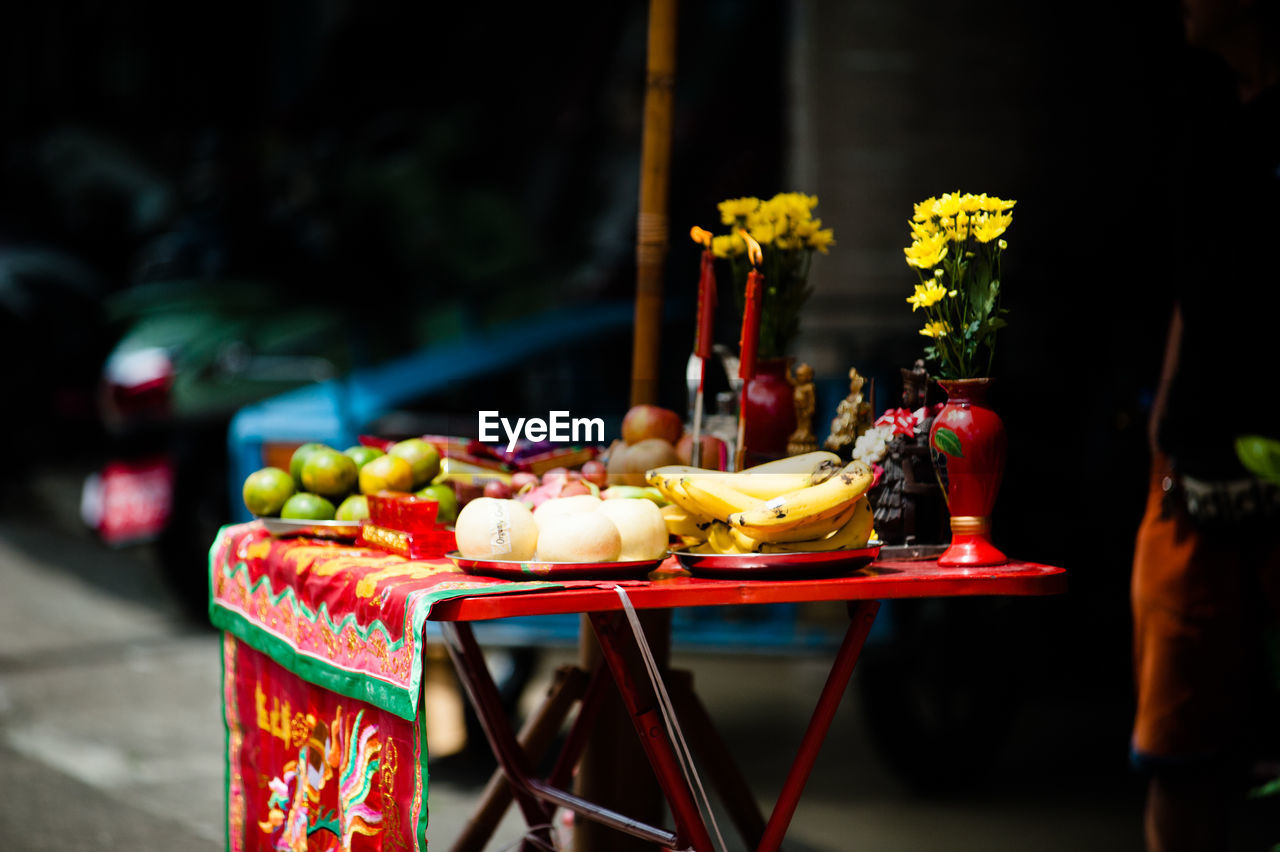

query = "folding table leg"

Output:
[[587, 610, 717, 852], [667, 669, 767, 850], [757, 600, 880, 852], [451, 664, 588, 852], [439, 622, 555, 850]]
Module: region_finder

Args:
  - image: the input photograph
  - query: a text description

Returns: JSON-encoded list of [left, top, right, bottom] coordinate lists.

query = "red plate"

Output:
[[447, 551, 668, 580], [673, 543, 882, 578]]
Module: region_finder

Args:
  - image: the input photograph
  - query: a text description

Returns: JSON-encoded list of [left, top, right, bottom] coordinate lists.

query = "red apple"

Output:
[[542, 467, 570, 487], [676, 433, 727, 470], [579, 459, 608, 487], [621, 404, 683, 446], [511, 471, 540, 492], [484, 480, 514, 499]]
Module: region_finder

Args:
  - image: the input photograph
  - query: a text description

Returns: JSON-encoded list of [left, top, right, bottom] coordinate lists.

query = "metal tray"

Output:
[[259, 517, 362, 540], [672, 543, 882, 579], [447, 551, 668, 580]]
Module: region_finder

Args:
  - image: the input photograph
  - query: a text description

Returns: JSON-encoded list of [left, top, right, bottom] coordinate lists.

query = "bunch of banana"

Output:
[[647, 453, 876, 554]]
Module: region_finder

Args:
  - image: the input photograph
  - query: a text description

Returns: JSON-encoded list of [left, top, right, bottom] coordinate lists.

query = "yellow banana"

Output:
[[729, 460, 875, 534], [678, 476, 763, 522], [760, 497, 874, 553], [646, 473, 714, 522], [729, 526, 762, 552], [732, 496, 860, 544], [661, 504, 712, 539], [741, 450, 841, 476], [706, 521, 749, 554]]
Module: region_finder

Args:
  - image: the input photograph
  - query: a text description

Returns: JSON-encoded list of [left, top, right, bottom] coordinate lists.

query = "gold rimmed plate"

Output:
[[447, 551, 668, 580], [673, 543, 882, 578]]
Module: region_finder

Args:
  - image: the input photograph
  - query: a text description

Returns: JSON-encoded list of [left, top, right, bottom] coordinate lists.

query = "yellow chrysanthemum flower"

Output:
[[984, 196, 1017, 212], [934, 192, 963, 218], [711, 234, 744, 259], [718, 197, 760, 225], [909, 218, 940, 240], [912, 197, 939, 223], [959, 193, 986, 213], [906, 281, 951, 312], [904, 231, 949, 269], [971, 210, 1013, 243], [919, 320, 951, 338], [808, 228, 835, 254], [749, 222, 777, 246]]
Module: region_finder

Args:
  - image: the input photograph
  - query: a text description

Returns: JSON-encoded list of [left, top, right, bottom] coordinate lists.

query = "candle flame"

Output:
[[690, 226, 714, 248], [738, 229, 763, 266]]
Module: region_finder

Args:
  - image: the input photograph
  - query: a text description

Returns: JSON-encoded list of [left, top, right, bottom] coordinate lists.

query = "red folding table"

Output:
[[427, 558, 1067, 852]]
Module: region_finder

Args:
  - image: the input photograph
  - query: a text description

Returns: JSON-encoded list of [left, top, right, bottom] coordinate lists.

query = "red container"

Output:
[[360, 491, 455, 558], [929, 378, 1007, 567]]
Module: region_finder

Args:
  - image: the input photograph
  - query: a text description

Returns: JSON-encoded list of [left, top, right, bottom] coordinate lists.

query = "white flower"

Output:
[[852, 425, 895, 466]]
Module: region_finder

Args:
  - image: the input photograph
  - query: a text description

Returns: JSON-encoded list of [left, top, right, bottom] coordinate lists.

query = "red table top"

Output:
[[427, 559, 1066, 622]]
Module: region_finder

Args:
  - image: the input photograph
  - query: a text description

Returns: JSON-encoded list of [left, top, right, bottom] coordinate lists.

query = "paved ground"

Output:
[[0, 462, 1163, 851]]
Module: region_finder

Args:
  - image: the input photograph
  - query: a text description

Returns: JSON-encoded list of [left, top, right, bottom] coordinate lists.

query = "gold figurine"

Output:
[[787, 362, 819, 456], [824, 367, 874, 455]]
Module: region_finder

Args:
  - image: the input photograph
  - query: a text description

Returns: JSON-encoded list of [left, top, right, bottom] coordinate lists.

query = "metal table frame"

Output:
[[428, 559, 1066, 852]]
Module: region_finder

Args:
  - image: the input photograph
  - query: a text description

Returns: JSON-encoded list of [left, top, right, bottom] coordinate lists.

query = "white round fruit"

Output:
[[455, 497, 538, 561], [535, 512, 622, 563], [532, 494, 603, 531], [597, 498, 668, 560]]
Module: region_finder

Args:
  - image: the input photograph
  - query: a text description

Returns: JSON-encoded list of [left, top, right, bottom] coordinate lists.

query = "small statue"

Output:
[[787, 362, 819, 456], [824, 367, 874, 456]]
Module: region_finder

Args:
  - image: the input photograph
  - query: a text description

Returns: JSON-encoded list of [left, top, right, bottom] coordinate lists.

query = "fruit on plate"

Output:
[[597, 497, 668, 560], [289, 442, 332, 488], [416, 482, 459, 525], [344, 445, 385, 470], [335, 494, 370, 522], [622, 404, 683, 446], [455, 497, 538, 561], [532, 494, 602, 530], [281, 492, 337, 521], [360, 453, 415, 495], [676, 433, 728, 470], [388, 438, 442, 489], [300, 447, 359, 499], [607, 437, 680, 486], [243, 466, 296, 517], [535, 512, 622, 563], [728, 460, 875, 535], [601, 485, 666, 505], [650, 457, 875, 554], [759, 498, 874, 553]]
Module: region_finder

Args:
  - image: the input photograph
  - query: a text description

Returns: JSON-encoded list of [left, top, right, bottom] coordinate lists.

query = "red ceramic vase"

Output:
[[929, 378, 1008, 566], [741, 357, 796, 467]]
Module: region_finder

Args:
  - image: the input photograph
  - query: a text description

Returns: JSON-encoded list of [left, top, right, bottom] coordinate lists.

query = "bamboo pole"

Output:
[[629, 0, 677, 407]]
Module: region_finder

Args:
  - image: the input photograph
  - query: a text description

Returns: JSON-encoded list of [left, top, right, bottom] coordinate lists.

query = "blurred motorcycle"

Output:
[[81, 272, 349, 618]]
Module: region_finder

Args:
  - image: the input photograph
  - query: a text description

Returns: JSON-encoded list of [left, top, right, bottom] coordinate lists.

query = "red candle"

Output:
[[739, 268, 762, 380], [696, 248, 717, 359]]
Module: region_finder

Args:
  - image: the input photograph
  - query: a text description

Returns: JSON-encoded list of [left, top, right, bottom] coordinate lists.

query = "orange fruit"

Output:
[[359, 454, 415, 494], [335, 494, 370, 522], [289, 442, 331, 488], [389, 438, 441, 489], [281, 492, 336, 520], [301, 448, 358, 499], [344, 445, 385, 470], [415, 482, 459, 525], [243, 467, 295, 517]]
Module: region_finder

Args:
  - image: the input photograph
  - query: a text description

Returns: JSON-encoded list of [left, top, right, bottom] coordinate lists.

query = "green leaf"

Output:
[[933, 426, 964, 458]]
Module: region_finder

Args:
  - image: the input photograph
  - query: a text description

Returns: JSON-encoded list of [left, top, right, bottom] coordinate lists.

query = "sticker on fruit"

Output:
[[477, 410, 605, 452]]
